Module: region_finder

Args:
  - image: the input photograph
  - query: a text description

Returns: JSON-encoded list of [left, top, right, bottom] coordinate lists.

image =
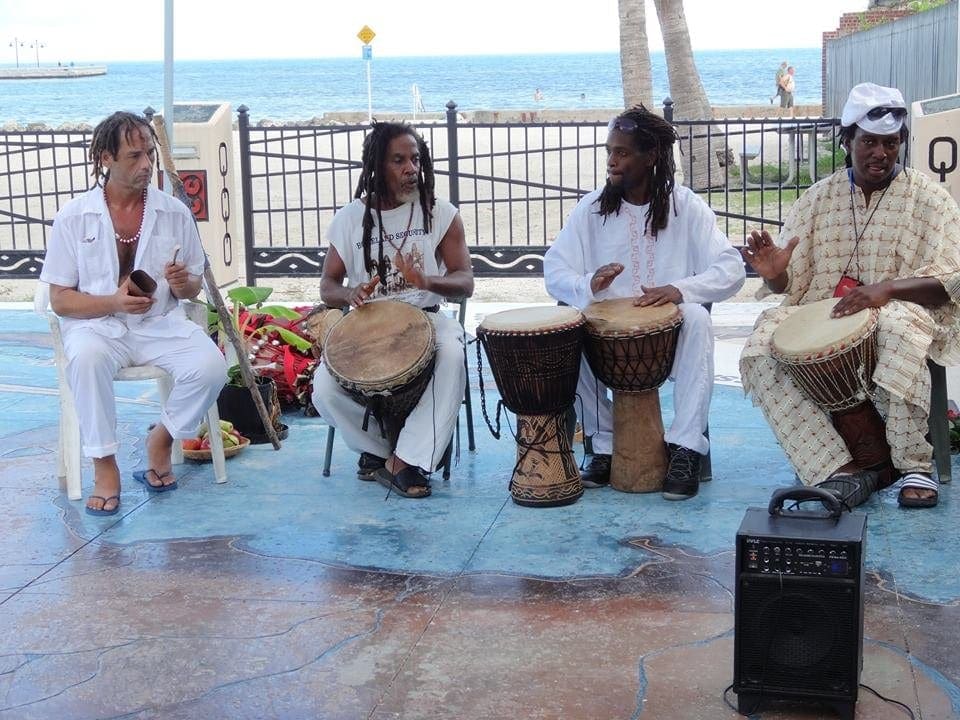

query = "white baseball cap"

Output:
[[840, 82, 908, 135]]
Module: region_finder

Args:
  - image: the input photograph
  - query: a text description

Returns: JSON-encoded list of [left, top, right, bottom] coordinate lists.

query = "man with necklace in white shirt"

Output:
[[40, 112, 227, 516], [312, 122, 474, 499]]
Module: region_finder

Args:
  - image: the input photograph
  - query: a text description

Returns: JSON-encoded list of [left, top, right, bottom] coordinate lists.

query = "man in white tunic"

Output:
[[311, 122, 474, 499], [40, 112, 227, 516], [740, 83, 960, 508], [544, 106, 745, 500]]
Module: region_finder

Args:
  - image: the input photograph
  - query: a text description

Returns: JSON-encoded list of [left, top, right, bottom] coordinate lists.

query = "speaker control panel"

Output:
[[741, 537, 856, 578]]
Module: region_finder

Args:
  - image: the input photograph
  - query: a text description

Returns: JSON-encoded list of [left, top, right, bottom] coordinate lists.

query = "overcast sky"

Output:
[[2, 0, 869, 63]]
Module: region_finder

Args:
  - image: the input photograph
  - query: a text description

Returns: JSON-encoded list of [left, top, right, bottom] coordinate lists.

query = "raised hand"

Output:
[[394, 251, 428, 290], [590, 263, 624, 294], [740, 230, 799, 281]]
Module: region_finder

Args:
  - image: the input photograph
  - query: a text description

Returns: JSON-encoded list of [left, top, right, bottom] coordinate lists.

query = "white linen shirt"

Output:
[[544, 185, 745, 309], [40, 185, 206, 339]]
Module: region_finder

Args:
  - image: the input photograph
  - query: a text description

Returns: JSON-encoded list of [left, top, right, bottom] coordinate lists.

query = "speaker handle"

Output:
[[768, 486, 843, 518]]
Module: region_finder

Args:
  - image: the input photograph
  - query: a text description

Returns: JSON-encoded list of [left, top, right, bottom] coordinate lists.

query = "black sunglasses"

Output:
[[607, 117, 638, 133], [866, 106, 907, 120]]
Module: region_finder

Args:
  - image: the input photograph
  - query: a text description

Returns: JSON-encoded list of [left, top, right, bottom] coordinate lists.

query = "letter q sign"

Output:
[[929, 136, 958, 183]]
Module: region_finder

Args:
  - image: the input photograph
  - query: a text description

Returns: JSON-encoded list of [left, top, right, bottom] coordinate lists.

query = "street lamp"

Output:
[[8, 38, 24, 68], [29, 40, 45, 68]]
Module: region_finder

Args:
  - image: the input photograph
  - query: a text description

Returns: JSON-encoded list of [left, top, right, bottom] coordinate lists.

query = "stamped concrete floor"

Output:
[[0, 302, 958, 720]]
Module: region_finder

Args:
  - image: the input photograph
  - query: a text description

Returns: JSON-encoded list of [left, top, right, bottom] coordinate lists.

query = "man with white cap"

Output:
[[739, 82, 960, 509]]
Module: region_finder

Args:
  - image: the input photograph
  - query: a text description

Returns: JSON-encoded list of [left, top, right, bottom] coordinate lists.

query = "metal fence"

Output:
[[0, 103, 843, 282], [239, 101, 842, 283], [0, 128, 91, 277]]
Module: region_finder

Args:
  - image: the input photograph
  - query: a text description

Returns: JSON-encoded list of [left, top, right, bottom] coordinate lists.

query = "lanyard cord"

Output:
[[843, 181, 890, 280]]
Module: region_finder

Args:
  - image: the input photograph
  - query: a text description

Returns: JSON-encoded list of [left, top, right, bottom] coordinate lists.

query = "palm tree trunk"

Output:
[[618, 0, 653, 109], [652, 0, 722, 189]]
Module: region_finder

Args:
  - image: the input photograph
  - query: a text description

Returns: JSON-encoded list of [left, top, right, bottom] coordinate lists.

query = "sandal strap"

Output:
[[899, 472, 938, 492]]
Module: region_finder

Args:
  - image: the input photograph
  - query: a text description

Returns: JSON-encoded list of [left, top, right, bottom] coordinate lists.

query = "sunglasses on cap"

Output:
[[866, 106, 908, 120], [607, 117, 639, 133]]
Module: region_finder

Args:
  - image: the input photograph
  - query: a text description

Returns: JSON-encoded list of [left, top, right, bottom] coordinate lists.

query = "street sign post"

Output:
[[357, 25, 376, 122]]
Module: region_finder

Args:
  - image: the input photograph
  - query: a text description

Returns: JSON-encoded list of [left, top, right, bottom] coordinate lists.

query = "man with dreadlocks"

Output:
[[39, 111, 227, 516], [311, 121, 473, 499], [544, 105, 745, 500], [740, 83, 960, 509]]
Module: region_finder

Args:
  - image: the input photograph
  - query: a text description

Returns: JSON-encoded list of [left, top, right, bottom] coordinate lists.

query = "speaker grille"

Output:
[[737, 575, 859, 695]]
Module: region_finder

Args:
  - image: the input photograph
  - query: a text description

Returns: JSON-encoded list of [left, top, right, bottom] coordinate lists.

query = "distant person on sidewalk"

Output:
[[534, 88, 544, 103], [312, 121, 474, 499], [740, 82, 960, 509], [770, 61, 788, 104], [544, 105, 745, 500], [779, 66, 796, 117], [40, 111, 227, 516]]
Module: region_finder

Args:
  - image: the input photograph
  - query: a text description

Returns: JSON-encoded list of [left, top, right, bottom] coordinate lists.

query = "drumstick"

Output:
[[152, 114, 282, 449], [171, 245, 180, 265]]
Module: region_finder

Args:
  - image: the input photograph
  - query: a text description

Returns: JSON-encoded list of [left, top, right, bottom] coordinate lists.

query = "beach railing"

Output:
[[236, 101, 843, 284], [0, 102, 844, 282]]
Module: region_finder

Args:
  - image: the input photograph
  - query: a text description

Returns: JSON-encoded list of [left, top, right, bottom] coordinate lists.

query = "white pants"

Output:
[[576, 303, 713, 456], [63, 326, 227, 458], [312, 312, 466, 472]]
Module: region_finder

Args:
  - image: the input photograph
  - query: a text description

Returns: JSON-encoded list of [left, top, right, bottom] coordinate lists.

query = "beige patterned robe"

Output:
[[740, 168, 960, 484]]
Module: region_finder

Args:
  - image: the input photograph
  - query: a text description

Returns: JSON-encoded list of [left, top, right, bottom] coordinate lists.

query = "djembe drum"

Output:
[[582, 299, 683, 493], [323, 300, 436, 450], [771, 297, 893, 480], [476, 306, 585, 507]]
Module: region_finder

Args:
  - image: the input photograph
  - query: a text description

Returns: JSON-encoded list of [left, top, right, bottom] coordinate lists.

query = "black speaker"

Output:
[[733, 487, 867, 720]]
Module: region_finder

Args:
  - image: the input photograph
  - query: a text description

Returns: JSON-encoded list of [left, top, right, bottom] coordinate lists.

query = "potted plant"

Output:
[[205, 286, 314, 444]]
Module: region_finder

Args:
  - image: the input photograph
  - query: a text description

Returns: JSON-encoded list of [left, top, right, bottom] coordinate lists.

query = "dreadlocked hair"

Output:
[[353, 121, 436, 280], [89, 112, 158, 187], [597, 104, 678, 237]]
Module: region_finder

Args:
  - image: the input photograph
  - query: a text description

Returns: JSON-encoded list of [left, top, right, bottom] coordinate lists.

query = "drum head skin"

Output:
[[772, 297, 874, 360], [324, 300, 434, 388], [479, 305, 583, 332], [582, 298, 681, 335]]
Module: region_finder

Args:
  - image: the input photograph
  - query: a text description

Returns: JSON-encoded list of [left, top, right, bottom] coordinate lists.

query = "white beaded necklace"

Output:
[[105, 187, 147, 245]]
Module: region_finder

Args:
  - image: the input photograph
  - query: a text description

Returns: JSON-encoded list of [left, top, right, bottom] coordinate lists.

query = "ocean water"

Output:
[[0, 48, 822, 126]]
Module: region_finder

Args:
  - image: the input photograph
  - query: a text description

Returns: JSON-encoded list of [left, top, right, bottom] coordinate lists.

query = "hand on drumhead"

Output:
[[394, 251, 427, 290], [349, 275, 380, 307], [590, 263, 624, 294], [740, 231, 799, 280], [636, 284, 682, 307], [831, 282, 891, 317]]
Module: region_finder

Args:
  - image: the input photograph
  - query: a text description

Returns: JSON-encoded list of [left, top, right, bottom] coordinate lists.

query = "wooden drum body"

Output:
[[771, 297, 892, 475], [324, 300, 436, 450], [477, 306, 585, 507], [583, 299, 682, 493]]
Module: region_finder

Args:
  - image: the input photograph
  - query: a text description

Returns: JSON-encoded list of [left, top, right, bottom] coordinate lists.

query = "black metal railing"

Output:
[[0, 101, 843, 281], [238, 100, 842, 284]]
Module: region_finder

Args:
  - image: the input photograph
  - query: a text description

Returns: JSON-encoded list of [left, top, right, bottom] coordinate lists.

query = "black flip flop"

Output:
[[373, 467, 431, 499], [85, 494, 121, 516]]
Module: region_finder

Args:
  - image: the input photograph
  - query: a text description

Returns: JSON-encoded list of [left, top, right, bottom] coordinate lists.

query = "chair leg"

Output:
[[929, 360, 952, 484], [322, 426, 336, 477], [700, 424, 713, 482], [441, 433, 454, 480], [207, 404, 228, 484], [62, 390, 83, 501]]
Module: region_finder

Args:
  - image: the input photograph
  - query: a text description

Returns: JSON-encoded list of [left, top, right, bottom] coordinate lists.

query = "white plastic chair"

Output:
[[34, 281, 227, 500]]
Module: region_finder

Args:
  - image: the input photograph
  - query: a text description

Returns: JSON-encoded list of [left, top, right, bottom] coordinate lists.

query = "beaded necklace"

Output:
[[105, 187, 147, 245]]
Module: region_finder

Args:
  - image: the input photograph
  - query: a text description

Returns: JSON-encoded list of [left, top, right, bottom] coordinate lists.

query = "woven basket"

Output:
[[183, 437, 250, 461]]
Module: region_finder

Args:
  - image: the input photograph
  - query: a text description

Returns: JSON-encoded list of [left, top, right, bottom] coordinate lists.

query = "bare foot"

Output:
[[900, 487, 936, 501], [145, 423, 176, 489], [88, 456, 122, 513]]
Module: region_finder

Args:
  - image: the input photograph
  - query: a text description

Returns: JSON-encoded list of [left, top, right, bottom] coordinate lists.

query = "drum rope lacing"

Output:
[[780, 333, 877, 413], [475, 340, 580, 492]]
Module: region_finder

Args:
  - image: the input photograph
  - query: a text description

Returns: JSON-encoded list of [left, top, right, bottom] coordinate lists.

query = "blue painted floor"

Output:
[[1, 304, 958, 719]]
